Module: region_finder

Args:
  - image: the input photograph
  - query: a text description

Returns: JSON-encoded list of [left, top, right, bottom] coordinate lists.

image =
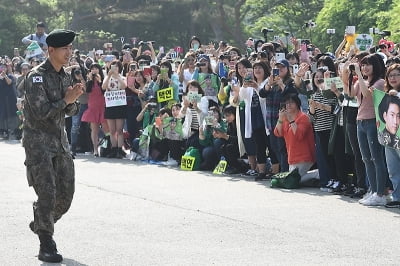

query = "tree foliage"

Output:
[[1, 0, 400, 57]]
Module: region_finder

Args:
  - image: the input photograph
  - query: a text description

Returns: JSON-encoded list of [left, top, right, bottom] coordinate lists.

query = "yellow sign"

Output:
[[213, 159, 227, 174], [180, 155, 196, 171], [157, 87, 174, 103]]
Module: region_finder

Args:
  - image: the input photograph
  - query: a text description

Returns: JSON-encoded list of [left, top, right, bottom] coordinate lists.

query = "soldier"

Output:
[[23, 29, 83, 263]]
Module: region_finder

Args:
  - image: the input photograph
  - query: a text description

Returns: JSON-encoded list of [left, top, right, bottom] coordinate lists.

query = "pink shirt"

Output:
[[354, 79, 384, 120]]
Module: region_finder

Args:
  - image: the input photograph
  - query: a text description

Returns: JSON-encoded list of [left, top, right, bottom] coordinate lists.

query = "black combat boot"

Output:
[[38, 234, 63, 263]]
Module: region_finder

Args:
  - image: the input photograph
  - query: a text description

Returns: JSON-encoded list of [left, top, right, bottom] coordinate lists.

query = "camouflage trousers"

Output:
[[24, 149, 75, 236]]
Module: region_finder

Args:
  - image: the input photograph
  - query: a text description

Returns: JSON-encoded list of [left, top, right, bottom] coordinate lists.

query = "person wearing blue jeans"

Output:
[[385, 148, 400, 207], [357, 119, 387, 203], [70, 103, 88, 155]]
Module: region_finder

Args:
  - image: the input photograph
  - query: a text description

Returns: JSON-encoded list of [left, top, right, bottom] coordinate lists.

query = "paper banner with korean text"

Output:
[[156, 87, 173, 103], [213, 159, 227, 174], [104, 90, 127, 107], [180, 155, 196, 171], [324, 77, 344, 89]]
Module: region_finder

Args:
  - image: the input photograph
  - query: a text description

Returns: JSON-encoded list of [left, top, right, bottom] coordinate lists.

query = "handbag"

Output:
[[270, 168, 301, 189]]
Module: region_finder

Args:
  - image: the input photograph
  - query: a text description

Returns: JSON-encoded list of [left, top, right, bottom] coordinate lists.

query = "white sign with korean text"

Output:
[[104, 90, 127, 107]]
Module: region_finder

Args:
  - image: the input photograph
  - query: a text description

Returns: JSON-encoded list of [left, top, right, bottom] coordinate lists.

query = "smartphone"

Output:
[[155, 117, 162, 127], [231, 76, 238, 86], [244, 68, 254, 81], [275, 52, 285, 62], [130, 64, 137, 72], [110, 65, 117, 73], [272, 68, 279, 76], [143, 66, 152, 76], [292, 64, 299, 75], [159, 46, 164, 54], [160, 68, 168, 79]]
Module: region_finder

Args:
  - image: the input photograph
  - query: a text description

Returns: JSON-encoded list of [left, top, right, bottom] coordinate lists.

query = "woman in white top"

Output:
[[102, 60, 127, 158]]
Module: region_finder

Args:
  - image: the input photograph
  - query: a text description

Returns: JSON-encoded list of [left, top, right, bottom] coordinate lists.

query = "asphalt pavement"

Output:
[[1, 140, 400, 266]]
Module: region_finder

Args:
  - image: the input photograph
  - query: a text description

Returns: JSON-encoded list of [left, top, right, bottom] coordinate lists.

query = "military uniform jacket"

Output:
[[23, 59, 80, 153]]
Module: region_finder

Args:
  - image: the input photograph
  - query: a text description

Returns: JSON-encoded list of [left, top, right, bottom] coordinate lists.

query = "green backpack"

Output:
[[270, 168, 301, 189], [180, 147, 202, 171]]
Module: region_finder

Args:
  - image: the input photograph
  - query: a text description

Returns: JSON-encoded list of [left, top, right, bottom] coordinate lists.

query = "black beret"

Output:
[[46, 29, 75, 48]]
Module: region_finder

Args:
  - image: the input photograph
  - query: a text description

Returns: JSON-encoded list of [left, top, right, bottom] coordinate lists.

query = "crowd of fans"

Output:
[[2, 23, 400, 208]]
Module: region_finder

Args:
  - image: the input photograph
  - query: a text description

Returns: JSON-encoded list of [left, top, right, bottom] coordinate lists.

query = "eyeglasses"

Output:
[[388, 73, 400, 79]]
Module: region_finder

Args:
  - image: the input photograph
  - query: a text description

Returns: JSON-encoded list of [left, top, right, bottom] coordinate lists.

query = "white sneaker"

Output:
[[362, 193, 387, 206], [161, 158, 178, 166], [328, 181, 340, 192], [358, 191, 373, 204]]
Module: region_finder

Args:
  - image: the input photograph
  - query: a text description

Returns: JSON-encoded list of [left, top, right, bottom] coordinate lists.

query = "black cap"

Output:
[[46, 29, 75, 48]]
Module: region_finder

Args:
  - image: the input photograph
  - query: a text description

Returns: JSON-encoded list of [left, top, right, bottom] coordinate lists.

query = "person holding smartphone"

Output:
[[259, 59, 297, 173], [102, 60, 127, 158], [81, 63, 109, 157], [178, 52, 196, 94]]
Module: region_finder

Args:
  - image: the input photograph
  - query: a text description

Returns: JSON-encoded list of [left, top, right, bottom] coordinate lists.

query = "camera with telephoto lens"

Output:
[[261, 28, 274, 35], [220, 77, 228, 86], [219, 53, 231, 61], [138, 41, 155, 46]]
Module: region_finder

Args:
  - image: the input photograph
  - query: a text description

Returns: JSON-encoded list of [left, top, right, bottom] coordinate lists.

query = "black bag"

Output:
[[99, 135, 112, 157]]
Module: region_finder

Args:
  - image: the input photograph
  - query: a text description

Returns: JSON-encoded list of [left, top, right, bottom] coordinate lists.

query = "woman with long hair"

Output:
[[81, 63, 109, 156], [350, 53, 388, 206]]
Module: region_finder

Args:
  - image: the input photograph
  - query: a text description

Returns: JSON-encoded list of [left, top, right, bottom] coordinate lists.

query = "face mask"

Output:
[[193, 43, 199, 51]]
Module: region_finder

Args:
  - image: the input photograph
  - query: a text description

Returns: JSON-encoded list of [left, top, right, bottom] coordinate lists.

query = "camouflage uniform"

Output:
[[23, 59, 80, 236]]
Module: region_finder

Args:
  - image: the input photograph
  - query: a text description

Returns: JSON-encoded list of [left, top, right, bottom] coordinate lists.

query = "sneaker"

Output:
[[328, 180, 340, 193], [320, 187, 331, 192], [362, 193, 387, 206], [161, 158, 178, 166], [242, 169, 258, 177], [351, 187, 366, 199], [333, 183, 348, 195], [326, 179, 335, 188], [358, 190, 373, 204], [343, 185, 356, 196], [385, 200, 400, 208]]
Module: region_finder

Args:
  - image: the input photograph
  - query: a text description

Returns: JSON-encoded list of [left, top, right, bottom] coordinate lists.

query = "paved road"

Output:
[[1, 140, 400, 266]]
